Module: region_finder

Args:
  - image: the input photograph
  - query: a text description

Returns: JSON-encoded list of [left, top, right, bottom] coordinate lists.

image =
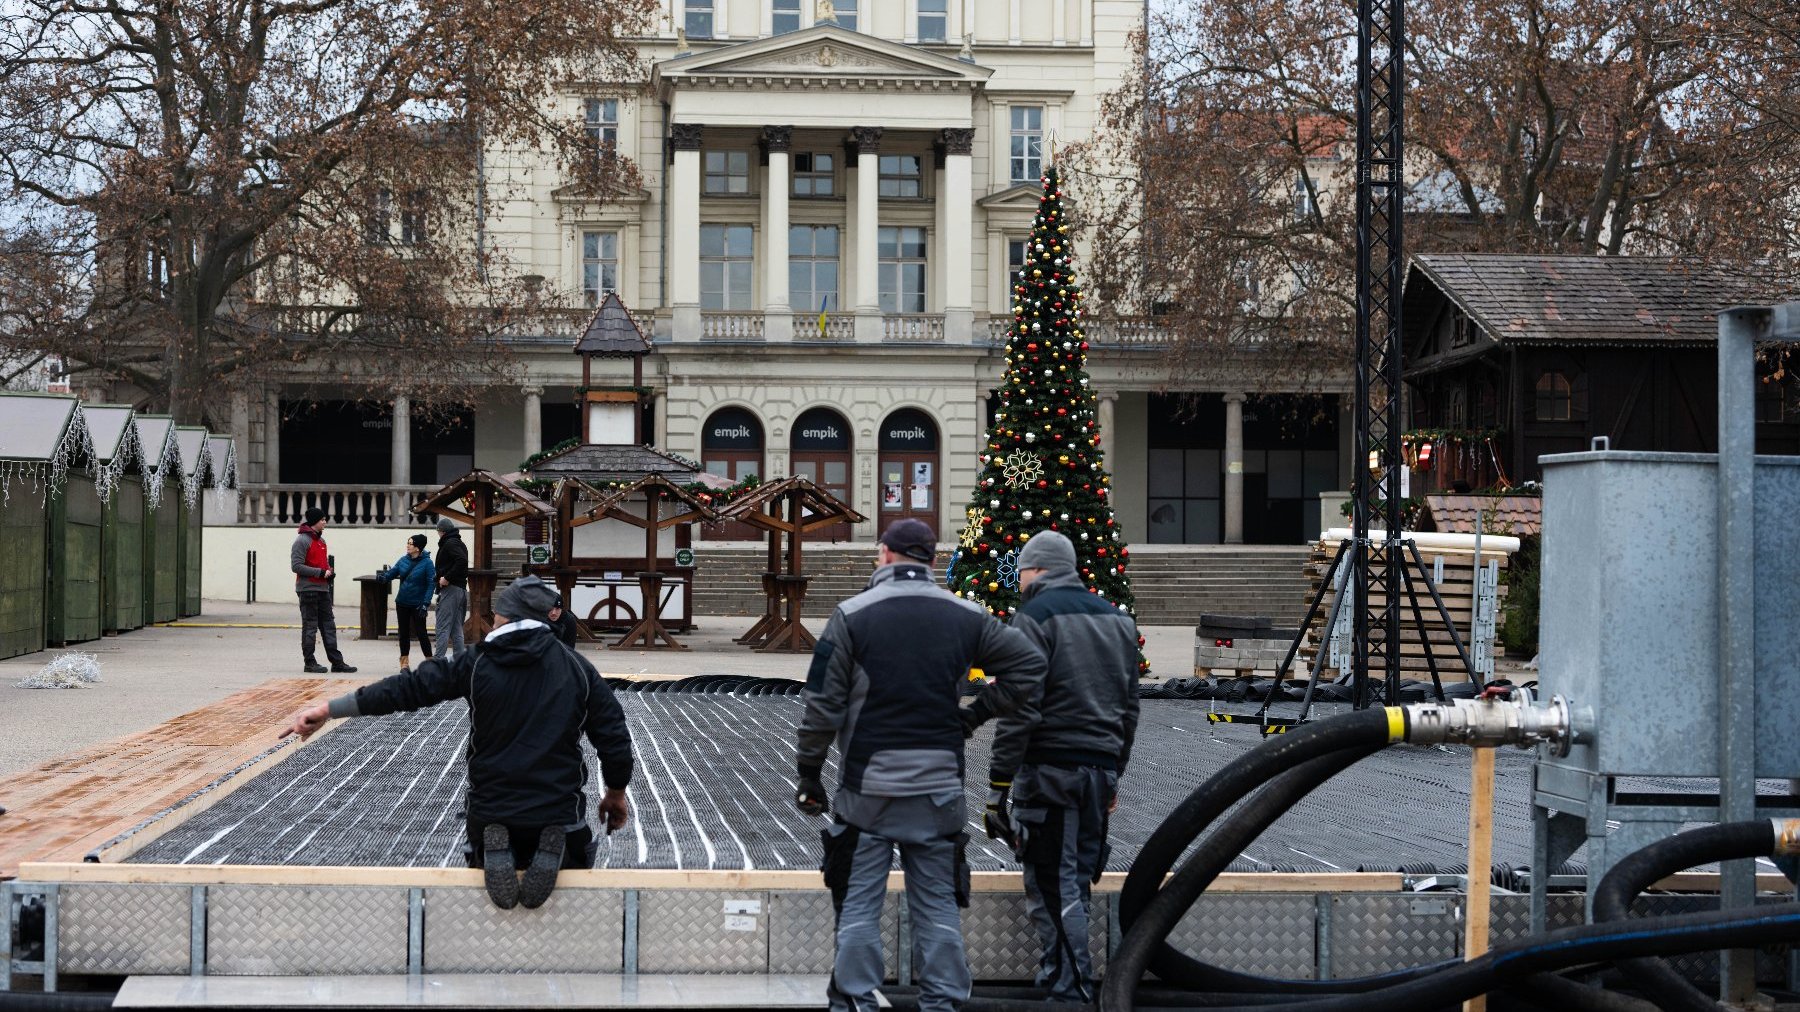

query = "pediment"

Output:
[[978, 182, 1045, 210], [655, 25, 992, 87]]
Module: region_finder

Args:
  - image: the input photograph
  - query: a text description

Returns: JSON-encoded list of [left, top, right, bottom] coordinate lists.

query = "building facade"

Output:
[[241, 2, 1349, 545]]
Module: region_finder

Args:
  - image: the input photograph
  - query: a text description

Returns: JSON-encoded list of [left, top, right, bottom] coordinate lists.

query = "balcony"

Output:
[[699, 311, 765, 341], [983, 316, 1175, 347], [882, 314, 946, 343], [238, 484, 438, 527], [793, 312, 858, 341]]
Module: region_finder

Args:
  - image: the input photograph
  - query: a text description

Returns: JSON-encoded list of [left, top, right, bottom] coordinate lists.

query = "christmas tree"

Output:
[[946, 166, 1147, 672]]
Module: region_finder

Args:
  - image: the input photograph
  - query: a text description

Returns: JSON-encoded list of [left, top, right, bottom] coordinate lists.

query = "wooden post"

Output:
[[1463, 745, 1496, 1012]]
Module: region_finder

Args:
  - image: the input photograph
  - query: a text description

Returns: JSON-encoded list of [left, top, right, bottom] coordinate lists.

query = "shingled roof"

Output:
[[1406, 254, 1776, 347], [574, 292, 652, 356], [525, 443, 703, 484]]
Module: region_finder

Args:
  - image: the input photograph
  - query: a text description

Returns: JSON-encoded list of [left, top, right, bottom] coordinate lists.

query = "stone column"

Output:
[[1053, 0, 1067, 43], [849, 126, 884, 342], [390, 395, 411, 485], [1079, 0, 1093, 45], [1223, 391, 1246, 544], [265, 388, 282, 483], [229, 391, 253, 484], [669, 123, 704, 340], [1098, 391, 1116, 452], [761, 126, 793, 341], [941, 128, 975, 343], [522, 386, 542, 460], [653, 389, 670, 450]]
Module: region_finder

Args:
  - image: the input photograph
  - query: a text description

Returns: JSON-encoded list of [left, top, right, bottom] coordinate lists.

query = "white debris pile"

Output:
[[16, 651, 103, 689]]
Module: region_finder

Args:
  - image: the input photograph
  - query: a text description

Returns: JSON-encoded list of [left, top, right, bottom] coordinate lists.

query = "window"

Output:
[[399, 190, 428, 246], [584, 98, 618, 156], [878, 226, 926, 313], [878, 154, 923, 198], [1294, 170, 1316, 222], [704, 150, 752, 194], [1007, 238, 1029, 283], [581, 230, 619, 307], [918, 0, 947, 41], [1534, 371, 1572, 421], [833, 0, 857, 30], [1010, 106, 1043, 183], [789, 225, 839, 311], [700, 224, 754, 310], [772, 0, 801, 33], [685, 0, 714, 38], [793, 152, 835, 196], [365, 188, 392, 245]]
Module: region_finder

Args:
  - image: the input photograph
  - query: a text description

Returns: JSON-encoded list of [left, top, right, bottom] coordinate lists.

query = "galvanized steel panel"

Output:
[[422, 888, 621, 973], [1165, 894, 1315, 979], [58, 884, 188, 975], [636, 890, 769, 974], [207, 886, 407, 975], [767, 891, 903, 978], [1489, 893, 1583, 947], [961, 891, 1107, 981], [1329, 893, 1459, 978]]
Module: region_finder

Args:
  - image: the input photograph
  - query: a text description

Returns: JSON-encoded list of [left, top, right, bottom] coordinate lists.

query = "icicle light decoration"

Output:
[[180, 439, 213, 508], [0, 403, 98, 507], [91, 413, 144, 507]]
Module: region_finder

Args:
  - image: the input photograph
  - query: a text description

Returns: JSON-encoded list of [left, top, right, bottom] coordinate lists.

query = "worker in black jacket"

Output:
[[281, 576, 632, 910], [433, 517, 470, 659]]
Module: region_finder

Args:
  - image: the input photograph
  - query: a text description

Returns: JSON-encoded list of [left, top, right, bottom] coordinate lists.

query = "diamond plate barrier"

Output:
[[1329, 893, 1460, 978], [423, 888, 623, 973], [637, 890, 770, 974], [1490, 893, 1582, 947], [767, 891, 902, 978], [1164, 894, 1315, 979], [207, 886, 407, 975], [961, 891, 1107, 981], [58, 884, 189, 976]]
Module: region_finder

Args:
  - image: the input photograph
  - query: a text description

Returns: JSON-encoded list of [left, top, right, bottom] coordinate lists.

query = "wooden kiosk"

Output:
[[563, 474, 721, 650], [81, 405, 147, 636], [411, 470, 554, 640], [718, 475, 866, 652]]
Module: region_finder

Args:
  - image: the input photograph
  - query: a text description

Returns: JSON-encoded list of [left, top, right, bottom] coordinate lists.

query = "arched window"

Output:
[[1534, 371, 1573, 422]]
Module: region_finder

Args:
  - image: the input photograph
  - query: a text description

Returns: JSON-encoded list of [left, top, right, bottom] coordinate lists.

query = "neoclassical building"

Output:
[[244, 2, 1350, 545]]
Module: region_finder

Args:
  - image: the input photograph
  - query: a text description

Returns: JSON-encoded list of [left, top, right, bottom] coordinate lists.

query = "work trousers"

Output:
[[297, 591, 345, 666], [395, 604, 432, 661], [1014, 763, 1116, 1003], [822, 797, 970, 1012], [434, 585, 467, 659]]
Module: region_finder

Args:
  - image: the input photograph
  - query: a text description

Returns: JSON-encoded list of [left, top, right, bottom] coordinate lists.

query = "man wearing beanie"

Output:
[[281, 575, 633, 911], [290, 506, 355, 674], [433, 515, 470, 659], [982, 529, 1141, 1003], [796, 518, 1047, 1012]]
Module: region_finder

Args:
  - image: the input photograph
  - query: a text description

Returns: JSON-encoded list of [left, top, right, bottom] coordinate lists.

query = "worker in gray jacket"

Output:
[[796, 519, 1048, 1012], [982, 530, 1141, 1003]]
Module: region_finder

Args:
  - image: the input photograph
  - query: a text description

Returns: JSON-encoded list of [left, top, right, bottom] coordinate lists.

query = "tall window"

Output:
[[789, 225, 839, 311], [793, 152, 835, 196], [685, 0, 714, 38], [917, 0, 947, 41], [365, 188, 392, 245], [1535, 371, 1573, 421], [1010, 106, 1043, 183], [700, 225, 754, 310], [704, 150, 752, 194], [833, 0, 858, 29], [772, 0, 801, 33], [878, 154, 924, 197], [399, 190, 428, 246], [581, 230, 619, 307], [878, 226, 926, 313], [1007, 238, 1028, 283], [584, 98, 618, 156], [1293, 170, 1316, 222]]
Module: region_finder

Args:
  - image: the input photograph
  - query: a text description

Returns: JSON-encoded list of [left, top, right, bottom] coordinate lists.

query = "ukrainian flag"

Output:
[[817, 296, 829, 338]]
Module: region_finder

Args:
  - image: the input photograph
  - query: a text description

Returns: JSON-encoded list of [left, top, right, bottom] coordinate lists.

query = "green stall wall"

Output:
[[105, 476, 145, 633], [143, 485, 180, 625], [179, 495, 202, 617], [0, 476, 48, 659], [47, 471, 103, 645]]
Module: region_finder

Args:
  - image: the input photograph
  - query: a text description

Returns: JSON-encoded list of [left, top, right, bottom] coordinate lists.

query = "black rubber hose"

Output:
[[1592, 820, 1780, 1012], [1109, 902, 1800, 1012], [1115, 709, 1400, 985], [1501, 968, 1661, 1012]]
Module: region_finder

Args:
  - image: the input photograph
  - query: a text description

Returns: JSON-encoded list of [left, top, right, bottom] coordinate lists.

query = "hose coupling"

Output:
[[1775, 819, 1800, 857], [1403, 695, 1579, 756]]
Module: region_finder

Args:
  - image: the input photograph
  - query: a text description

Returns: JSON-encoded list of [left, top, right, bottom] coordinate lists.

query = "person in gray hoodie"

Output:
[[982, 529, 1141, 1003]]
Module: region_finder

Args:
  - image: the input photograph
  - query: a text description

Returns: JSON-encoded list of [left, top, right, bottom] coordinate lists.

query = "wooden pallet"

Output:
[[0, 677, 359, 879]]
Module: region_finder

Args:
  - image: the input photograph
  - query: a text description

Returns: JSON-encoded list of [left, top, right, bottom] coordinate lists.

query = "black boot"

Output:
[[303, 662, 328, 673], [519, 827, 566, 909], [481, 825, 519, 909], [330, 662, 358, 673]]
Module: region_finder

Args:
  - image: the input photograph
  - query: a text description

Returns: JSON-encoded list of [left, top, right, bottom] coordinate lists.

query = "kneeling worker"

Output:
[[984, 530, 1141, 1003], [796, 519, 1048, 1012], [282, 575, 633, 909]]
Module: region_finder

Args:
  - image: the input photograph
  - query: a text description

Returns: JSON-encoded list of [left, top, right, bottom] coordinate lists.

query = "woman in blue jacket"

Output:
[[388, 534, 436, 673]]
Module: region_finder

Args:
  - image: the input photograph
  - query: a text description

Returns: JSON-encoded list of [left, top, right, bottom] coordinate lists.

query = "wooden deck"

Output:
[[0, 677, 358, 879]]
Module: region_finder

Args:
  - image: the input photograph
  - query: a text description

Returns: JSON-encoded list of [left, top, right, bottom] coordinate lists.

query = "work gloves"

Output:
[[983, 781, 1017, 851], [795, 764, 829, 817]]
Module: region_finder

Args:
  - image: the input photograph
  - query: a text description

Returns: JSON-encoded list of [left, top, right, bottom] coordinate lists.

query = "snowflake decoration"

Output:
[[944, 548, 962, 584], [1002, 453, 1043, 487], [960, 507, 987, 548], [996, 550, 1021, 589]]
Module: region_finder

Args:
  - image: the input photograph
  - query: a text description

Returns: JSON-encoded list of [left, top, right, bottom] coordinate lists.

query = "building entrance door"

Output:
[[701, 406, 764, 541], [790, 407, 854, 542], [878, 408, 940, 538]]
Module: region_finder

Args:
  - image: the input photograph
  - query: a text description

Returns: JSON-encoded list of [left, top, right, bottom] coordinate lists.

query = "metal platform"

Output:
[[113, 973, 852, 1008]]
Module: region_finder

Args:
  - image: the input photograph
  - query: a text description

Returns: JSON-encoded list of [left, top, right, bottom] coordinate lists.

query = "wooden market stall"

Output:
[[563, 474, 721, 650], [83, 405, 148, 635], [717, 475, 865, 652], [412, 470, 554, 641], [174, 427, 213, 618], [134, 414, 183, 626], [0, 394, 95, 659], [43, 405, 104, 648]]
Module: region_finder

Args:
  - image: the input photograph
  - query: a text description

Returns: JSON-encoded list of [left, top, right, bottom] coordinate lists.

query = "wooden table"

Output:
[[353, 575, 391, 640]]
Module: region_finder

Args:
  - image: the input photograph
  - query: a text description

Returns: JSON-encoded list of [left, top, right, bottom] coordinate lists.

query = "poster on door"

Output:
[[882, 484, 902, 509]]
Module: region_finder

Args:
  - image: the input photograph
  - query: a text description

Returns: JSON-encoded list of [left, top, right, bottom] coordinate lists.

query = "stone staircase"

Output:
[[488, 541, 1314, 629]]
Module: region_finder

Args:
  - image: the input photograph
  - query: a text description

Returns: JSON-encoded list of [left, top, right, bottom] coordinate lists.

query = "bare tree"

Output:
[[0, 0, 660, 424]]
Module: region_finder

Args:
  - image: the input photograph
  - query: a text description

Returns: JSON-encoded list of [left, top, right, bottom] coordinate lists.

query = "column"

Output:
[[1098, 391, 1116, 450], [761, 126, 793, 341], [229, 391, 253, 484], [849, 126, 883, 342], [1079, 0, 1092, 45], [1223, 392, 1246, 544], [265, 388, 282, 484], [653, 390, 670, 449], [390, 395, 411, 485], [1053, 0, 1066, 44], [669, 122, 704, 340], [941, 128, 974, 343], [522, 386, 542, 459], [1009, 0, 1022, 44]]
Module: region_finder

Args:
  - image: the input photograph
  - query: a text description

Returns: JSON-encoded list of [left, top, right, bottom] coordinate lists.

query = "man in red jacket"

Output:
[[291, 507, 356, 674]]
